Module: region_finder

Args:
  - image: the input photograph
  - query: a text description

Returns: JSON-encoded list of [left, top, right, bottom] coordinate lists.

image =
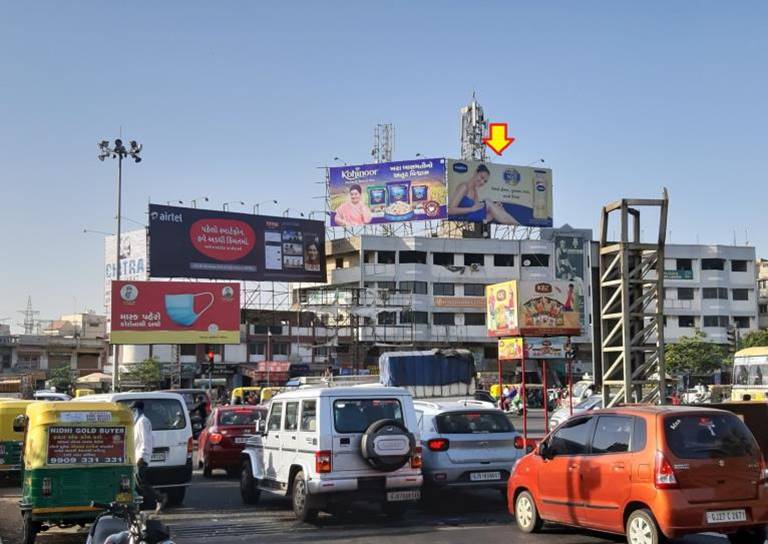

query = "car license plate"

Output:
[[234, 437, 249, 444], [150, 452, 167, 462], [470, 471, 501, 481], [386, 490, 420, 502], [706, 509, 747, 524]]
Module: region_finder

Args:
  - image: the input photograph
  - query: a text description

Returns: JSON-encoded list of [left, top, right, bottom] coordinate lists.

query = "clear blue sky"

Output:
[[2, 2, 766, 329]]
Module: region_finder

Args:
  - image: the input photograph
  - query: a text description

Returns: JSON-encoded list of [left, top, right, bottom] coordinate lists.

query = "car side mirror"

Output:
[[13, 414, 27, 433], [257, 419, 267, 435], [539, 441, 553, 460]]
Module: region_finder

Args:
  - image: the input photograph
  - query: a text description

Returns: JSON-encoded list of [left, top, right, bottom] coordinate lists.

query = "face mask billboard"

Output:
[[148, 204, 326, 282], [328, 158, 447, 226], [110, 280, 240, 344], [447, 160, 553, 227]]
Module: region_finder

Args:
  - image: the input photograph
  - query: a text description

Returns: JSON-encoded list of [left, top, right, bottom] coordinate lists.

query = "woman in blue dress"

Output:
[[447, 164, 519, 224]]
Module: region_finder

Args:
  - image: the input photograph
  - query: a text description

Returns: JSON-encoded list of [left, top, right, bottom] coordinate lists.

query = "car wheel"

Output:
[[728, 526, 767, 544], [292, 471, 318, 522], [514, 491, 542, 533], [21, 512, 39, 544], [382, 502, 408, 519], [240, 461, 261, 505], [626, 508, 666, 544], [202, 457, 213, 478]]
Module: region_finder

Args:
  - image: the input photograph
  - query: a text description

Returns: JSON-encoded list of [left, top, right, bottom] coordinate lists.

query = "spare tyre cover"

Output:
[[360, 418, 415, 472]]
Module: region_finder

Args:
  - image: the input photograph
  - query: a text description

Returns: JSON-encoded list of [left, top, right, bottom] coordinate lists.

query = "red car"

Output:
[[198, 405, 267, 477]]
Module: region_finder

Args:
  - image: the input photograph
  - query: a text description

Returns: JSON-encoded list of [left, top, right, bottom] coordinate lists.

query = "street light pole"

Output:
[[99, 138, 142, 392]]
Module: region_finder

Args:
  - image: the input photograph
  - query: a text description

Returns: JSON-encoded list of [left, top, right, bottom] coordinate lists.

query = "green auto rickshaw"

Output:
[[16, 401, 136, 544], [0, 400, 35, 478]]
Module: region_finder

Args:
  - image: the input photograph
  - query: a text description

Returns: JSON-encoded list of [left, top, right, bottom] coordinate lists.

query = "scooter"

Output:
[[86, 502, 173, 544]]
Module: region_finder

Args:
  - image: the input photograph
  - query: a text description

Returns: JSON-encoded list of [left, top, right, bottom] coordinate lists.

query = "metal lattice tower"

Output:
[[18, 296, 39, 335], [460, 94, 488, 162], [599, 189, 669, 406], [373, 124, 394, 164]]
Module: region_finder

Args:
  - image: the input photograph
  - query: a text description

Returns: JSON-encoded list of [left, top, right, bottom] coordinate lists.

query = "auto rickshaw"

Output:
[[16, 401, 135, 544], [259, 387, 283, 403], [74, 388, 95, 398], [231, 386, 261, 405], [0, 400, 35, 478]]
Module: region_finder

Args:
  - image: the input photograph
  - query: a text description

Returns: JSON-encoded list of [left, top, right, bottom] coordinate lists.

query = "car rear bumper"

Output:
[[144, 460, 193, 488], [654, 492, 768, 538], [208, 446, 245, 468], [307, 473, 422, 495], [423, 466, 512, 489]]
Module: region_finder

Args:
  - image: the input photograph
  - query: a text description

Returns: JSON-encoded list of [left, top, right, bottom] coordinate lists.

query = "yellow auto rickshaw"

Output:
[[0, 400, 35, 478], [259, 387, 283, 403], [74, 388, 95, 398], [231, 386, 261, 405], [16, 401, 136, 544]]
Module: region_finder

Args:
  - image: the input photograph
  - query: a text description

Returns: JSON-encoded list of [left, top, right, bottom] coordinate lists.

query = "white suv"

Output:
[[240, 385, 423, 521]]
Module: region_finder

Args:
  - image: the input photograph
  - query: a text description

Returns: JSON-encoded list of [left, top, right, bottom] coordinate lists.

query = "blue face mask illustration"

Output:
[[165, 293, 214, 327]]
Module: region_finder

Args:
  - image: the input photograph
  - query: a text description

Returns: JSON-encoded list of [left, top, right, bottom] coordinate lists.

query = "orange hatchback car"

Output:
[[508, 406, 768, 544]]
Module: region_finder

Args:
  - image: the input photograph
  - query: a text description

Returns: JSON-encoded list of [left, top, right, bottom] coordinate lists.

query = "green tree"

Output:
[[121, 357, 163, 389], [49, 365, 74, 394], [665, 330, 730, 376], [740, 329, 768, 350]]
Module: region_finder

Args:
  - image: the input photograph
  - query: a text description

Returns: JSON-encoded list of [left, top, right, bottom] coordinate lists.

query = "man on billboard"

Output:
[[333, 184, 372, 226]]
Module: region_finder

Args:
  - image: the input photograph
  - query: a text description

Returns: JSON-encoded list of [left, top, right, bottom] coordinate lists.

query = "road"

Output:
[[0, 413, 727, 544]]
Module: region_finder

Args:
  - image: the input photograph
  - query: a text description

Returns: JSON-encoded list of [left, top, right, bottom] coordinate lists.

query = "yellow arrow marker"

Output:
[[483, 123, 515, 156]]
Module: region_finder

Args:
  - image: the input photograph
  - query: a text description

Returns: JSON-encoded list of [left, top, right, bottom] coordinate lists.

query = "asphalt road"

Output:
[[0, 413, 730, 544]]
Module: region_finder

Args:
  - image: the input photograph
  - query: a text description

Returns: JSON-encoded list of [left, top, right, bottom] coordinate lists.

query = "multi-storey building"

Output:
[[758, 258, 768, 329]]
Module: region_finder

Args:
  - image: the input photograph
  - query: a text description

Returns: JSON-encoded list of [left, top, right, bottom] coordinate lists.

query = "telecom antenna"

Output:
[[18, 296, 40, 335], [460, 93, 488, 162], [373, 124, 394, 163]]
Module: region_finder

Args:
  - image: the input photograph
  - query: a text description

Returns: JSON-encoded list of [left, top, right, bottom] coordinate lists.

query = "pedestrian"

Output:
[[322, 366, 334, 385], [130, 400, 166, 513]]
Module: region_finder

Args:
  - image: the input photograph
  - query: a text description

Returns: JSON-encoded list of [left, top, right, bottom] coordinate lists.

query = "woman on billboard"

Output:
[[334, 184, 372, 226], [447, 164, 518, 224]]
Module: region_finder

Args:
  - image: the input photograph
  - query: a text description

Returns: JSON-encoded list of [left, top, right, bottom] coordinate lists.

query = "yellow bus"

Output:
[[732, 346, 768, 401]]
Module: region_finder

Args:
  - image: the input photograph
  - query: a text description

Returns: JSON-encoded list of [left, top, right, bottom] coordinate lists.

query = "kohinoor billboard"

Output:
[[110, 280, 241, 344], [148, 204, 326, 282]]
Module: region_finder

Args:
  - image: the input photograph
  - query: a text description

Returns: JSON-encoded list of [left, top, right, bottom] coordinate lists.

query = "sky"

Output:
[[1, 2, 767, 331]]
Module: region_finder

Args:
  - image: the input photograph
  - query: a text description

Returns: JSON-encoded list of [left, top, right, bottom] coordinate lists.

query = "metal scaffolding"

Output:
[[599, 189, 669, 406]]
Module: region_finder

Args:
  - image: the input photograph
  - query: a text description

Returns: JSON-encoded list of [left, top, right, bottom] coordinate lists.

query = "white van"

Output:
[[82, 391, 193, 505]]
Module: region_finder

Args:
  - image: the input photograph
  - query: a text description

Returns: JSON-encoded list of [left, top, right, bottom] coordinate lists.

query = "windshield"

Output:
[[333, 399, 403, 433], [436, 411, 514, 434], [218, 409, 266, 426], [664, 413, 758, 459], [118, 399, 186, 431], [576, 396, 602, 410]]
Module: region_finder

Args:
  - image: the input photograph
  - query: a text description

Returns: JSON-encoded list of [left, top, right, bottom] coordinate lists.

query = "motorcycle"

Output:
[[86, 502, 173, 544]]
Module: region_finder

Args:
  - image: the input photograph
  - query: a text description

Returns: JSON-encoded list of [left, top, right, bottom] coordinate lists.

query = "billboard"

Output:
[[148, 205, 326, 282], [554, 232, 588, 332], [104, 230, 148, 314], [498, 336, 571, 360], [110, 280, 241, 344], [498, 337, 523, 361], [486, 280, 582, 337], [447, 160, 553, 227], [328, 158, 447, 226]]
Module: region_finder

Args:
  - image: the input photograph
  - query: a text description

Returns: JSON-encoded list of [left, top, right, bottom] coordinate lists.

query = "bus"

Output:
[[731, 346, 768, 401]]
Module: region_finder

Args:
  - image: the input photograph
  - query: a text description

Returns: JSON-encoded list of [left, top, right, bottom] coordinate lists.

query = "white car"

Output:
[[240, 385, 423, 521], [33, 390, 71, 401], [414, 400, 524, 500], [82, 391, 193, 505], [548, 394, 603, 431]]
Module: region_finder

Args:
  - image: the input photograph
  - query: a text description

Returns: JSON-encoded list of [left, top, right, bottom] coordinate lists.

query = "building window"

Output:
[[399, 281, 428, 295], [400, 311, 428, 324], [732, 289, 750, 301], [433, 252, 454, 266], [399, 251, 427, 264], [378, 312, 397, 325], [734, 316, 751, 329], [731, 260, 748, 272], [433, 313, 455, 325], [493, 254, 515, 267], [703, 287, 728, 300], [249, 343, 265, 355], [703, 315, 729, 328], [377, 281, 396, 292], [180, 344, 197, 356], [676, 258, 693, 271], [759, 304, 767, 314], [677, 288, 695, 300], [205, 345, 222, 355], [377, 251, 396, 264], [463, 254, 485, 266], [272, 343, 290, 356], [463, 284, 486, 297], [521, 254, 549, 267], [678, 316, 695, 328], [701, 258, 725, 271], [433, 283, 455, 296], [483, 345, 498, 359], [465, 313, 486, 326], [335, 257, 344, 269], [363, 250, 375, 264]]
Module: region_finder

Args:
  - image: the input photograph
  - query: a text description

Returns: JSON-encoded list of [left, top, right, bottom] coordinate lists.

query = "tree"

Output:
[[121, 357, 163, 389], [49, 365, 74, 394], [740, 329, 768, 350], [665, 330, 730, 376]]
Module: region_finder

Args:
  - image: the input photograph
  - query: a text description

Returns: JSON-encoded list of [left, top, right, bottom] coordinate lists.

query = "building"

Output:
[[758, 258, 768, 329], [663, 245, 759, 343]]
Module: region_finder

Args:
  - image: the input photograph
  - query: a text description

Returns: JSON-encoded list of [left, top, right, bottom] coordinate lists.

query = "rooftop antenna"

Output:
[[373, 124, 394, 163], [18, 296, 40, 335], [460, 92, 488, 161]]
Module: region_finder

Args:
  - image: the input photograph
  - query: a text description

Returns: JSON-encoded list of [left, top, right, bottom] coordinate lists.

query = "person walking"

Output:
[[130, 400, 166, 514]]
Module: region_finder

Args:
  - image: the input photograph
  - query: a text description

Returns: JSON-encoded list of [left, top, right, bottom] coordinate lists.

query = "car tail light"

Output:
[[209, 433, 223, 445], [120, 475, 131, 492], [655, 451, 679, 489], [410, 446, 422, 469], [315, 451, 332, 473], [187, 436, 194, 458], [42, 477, 52, 496], [514, 436, 525, 449], [427, 438, 449, 452]]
